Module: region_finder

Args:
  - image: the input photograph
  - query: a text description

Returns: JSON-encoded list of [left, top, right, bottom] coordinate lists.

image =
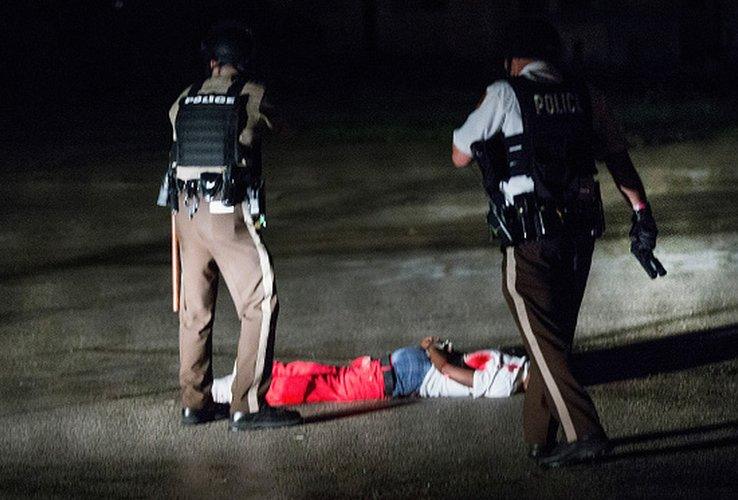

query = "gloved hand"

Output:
[[629, 204, 667, 279]]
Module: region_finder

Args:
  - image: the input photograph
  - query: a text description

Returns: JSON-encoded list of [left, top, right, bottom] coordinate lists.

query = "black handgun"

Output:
[[632, 249, 667, 279]]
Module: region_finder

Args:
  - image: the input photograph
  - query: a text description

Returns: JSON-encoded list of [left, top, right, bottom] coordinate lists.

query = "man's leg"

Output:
[[268, 357, 387, 405], [176, 209, 219, 411], [209, 203, 299, 428], [209, 205, 277, 414], [502, 240, 604, 445], [501, 271, 558, 448], [521, 361, 559, 447], [561, 235, 595, 345]]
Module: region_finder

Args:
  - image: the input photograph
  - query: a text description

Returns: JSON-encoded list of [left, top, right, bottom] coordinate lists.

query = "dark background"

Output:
[[2, 0, 737, 152], [0, 4, 736, 496]]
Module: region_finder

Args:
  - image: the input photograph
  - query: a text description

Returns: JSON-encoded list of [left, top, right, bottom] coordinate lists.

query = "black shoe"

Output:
[[537, 434, 611, 468], [229, 406, 303, 431], [528, 443, 553, 459], [181, 403, 230, 426]]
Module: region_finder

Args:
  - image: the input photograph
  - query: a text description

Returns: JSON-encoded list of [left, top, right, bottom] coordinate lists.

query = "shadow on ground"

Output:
[[603, 420, 738, 464], [573, 323, 738, 386], [300, 398, 418, 425]]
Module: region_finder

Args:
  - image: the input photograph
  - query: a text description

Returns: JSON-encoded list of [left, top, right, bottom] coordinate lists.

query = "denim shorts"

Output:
[[390, 346, 432, 397]]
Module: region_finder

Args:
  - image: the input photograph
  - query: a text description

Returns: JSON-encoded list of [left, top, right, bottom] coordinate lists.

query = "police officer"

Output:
[[159, 21, 301, 431], [451, 18, 665, 467]]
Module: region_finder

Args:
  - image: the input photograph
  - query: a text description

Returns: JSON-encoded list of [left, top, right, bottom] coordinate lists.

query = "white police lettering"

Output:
[[533, 93, 582, 115], [183, 95, 236, 105]]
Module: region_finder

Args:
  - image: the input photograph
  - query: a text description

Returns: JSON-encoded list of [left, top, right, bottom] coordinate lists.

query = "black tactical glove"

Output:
[[629, 204, 667, 279]]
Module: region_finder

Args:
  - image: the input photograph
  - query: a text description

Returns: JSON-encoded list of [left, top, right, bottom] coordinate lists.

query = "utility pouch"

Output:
[[487, 193, 515, 247], [513, 195, 533, 241], [181, 179, 200, 218], [156, 172, 170, 208], [509, 193, 567, 243], [488, 187, 605, 247], [157, 145, 180, 212], [157, 165, 179, 212], [568, 178, 605, 238], [246, 180, 267, 228], [199, 172, 223, 202], [221, 165, 248, 207]]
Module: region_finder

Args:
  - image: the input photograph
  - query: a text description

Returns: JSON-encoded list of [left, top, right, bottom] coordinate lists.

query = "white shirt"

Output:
[[419, 350, 528, 399], [452, 61, 564, 205]]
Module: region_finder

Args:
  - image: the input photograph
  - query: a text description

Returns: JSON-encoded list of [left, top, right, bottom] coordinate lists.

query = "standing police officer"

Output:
[[451, 18, 665, 467], [159, 21, 301, 431]]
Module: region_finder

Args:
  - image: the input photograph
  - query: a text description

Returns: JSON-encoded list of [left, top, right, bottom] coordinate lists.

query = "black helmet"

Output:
[[501, 17, 563, 62], [201, 21, 253, 72]]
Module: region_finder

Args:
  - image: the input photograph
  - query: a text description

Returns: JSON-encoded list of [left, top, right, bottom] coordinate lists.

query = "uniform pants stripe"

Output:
[[243, 204, 274, 413], [506, 246, 578, 442]]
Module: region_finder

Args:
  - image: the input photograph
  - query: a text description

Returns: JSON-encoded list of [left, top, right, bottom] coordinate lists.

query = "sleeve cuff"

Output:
[[452, 130, 473, 157]]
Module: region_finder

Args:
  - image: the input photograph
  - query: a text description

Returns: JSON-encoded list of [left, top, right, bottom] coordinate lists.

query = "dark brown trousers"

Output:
[[501, 235, 604, 445]]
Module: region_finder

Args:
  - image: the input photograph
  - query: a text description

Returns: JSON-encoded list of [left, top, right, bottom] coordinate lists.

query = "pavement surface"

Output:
[[1, 130, 737, 497]]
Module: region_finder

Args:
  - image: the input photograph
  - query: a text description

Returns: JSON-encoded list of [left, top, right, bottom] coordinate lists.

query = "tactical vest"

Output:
[[471, 76, 603, 246], [173, 77, 248, 180], [475, 76, 597, 204]]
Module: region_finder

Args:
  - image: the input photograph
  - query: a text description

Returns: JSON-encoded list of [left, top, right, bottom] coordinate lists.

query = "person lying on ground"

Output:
[[211, 337, 529, 406]]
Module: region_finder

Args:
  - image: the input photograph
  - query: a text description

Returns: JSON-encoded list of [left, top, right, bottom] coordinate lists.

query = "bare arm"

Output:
[[419, 337, 474, 388], [452, 145, 473, 168], [590, 88, 649, 209], [590, 88, 666, 277], [604, 150, 648, 210], [452, 88, 504, 169]]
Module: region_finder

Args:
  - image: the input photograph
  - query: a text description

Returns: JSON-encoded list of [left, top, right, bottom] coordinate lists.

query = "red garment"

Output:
[[266, 356, 386, 406]]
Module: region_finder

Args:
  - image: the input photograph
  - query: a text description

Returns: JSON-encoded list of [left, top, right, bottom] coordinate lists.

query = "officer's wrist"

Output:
[[632, 201, 648, 212]]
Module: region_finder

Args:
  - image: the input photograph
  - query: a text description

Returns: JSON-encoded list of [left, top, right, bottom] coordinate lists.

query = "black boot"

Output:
[[537, 433, 611, 468], [528, 443, 554, 459], [181, 403, 230, 426], [229, 406, 302, 431]]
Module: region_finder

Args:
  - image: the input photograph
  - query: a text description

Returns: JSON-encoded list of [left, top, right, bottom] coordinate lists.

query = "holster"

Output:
[[156, 164, 179, 212], [486, 192, 515, 247], [245, 180, 266, 221], [157, 145, 180, 212], [167, 164, 264, 221], [221, 164, 249, 207]]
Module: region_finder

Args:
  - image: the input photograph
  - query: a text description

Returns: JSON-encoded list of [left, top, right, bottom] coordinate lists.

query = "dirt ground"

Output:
[[0, 125, 736, 497]]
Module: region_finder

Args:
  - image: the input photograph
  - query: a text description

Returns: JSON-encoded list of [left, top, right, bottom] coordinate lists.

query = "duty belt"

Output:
[[489, 190, 604, 247], [380, 353, 395, 397], [175, 171, 266, 227], [176, 172, 225, 218]]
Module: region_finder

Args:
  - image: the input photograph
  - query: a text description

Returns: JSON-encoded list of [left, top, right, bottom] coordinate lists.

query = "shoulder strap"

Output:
[[226, 76, 247, 97], [502, 77, 533, 178], [505, 75, 530, 96], [186, 78, 207, 97]]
